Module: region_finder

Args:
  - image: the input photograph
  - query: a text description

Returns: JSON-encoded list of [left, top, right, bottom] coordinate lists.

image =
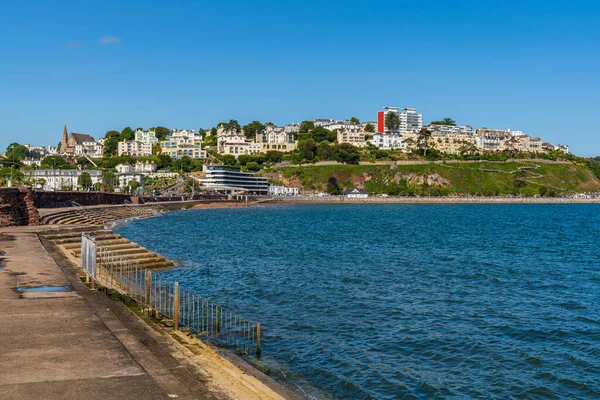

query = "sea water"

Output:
[[115, 204, 600, 399]]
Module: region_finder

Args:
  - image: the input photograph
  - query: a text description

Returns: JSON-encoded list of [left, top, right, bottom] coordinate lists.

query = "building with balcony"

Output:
[[337, 127, 368, 147], [134, 129, 158, 144], [160, 136, 206, 160], [377, 107, 423, 134], [368, 133, 407, 150], [118, 141, 153, 157], [255, 126, 297, 152], [199, 165, 269, 195]]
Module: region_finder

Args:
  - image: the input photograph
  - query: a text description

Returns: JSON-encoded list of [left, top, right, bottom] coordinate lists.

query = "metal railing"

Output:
[[80, 233, 261, 356]]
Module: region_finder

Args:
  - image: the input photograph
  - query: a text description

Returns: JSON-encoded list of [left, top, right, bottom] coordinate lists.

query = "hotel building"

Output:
[[199, 165, 269, 195]]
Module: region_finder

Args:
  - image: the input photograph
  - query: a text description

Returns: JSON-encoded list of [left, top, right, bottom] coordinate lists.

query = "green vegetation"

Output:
[[385, 112, 400, 133], [430, 118, 456, 126], [269, 161, 600, 196]]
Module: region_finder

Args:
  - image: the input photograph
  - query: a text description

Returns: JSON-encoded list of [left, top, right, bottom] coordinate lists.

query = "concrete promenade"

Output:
[[0, 229, 224, 399]]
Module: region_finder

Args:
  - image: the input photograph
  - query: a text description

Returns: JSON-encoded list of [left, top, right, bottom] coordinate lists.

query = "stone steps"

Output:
[[40, 227, 174, 271]]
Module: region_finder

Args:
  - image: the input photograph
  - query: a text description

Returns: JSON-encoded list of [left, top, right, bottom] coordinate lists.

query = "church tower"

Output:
[[60, 125, 68, 153]]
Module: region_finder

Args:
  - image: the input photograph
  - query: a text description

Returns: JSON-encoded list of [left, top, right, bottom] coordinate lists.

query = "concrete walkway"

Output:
[[0, 231, 224, 399]]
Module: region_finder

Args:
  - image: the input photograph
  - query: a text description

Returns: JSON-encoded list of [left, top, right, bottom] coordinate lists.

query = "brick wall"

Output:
[[0, 188, 41, 227]]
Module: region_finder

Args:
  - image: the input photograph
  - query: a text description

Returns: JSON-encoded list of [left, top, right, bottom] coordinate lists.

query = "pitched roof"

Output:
[[70, 133, 96, 144], [343, 188, 367, 195]]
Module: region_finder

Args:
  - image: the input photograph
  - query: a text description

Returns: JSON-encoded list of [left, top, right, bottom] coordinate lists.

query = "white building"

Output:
[[377, 107, 423, 134], [23, 144, 47, 157], [171, 129, 200, 139], [199, 164, 269, 195], [33, 169, 103, 191], [268, 185, 299, 196], [284, 123, 300, 133], [118, 141, 153, 157], [554, 144, 570, 153], [22, 159, 42, 167], [368, 133, 407, 150], [343, 188, 368, 199], [134, 129, 158, 145]]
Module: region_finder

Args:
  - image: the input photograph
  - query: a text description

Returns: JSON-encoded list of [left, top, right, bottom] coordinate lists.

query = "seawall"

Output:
[[0, 188, 40, 227]]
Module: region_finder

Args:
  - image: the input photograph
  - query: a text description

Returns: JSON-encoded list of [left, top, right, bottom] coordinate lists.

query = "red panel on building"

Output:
[[377, 111, 385, 133]]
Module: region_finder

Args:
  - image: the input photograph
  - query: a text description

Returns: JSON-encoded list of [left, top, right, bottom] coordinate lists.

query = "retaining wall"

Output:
[[0, 188, 41, 227], [32, 191, 132, 208]]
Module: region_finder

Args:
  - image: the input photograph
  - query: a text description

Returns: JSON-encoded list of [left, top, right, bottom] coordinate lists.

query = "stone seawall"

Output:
[[32, 191, 132, 208], [0, 188, 41, 227]]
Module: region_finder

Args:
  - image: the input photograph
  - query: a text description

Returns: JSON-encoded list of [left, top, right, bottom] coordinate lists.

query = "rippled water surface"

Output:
[[116, 204, 600, 399]]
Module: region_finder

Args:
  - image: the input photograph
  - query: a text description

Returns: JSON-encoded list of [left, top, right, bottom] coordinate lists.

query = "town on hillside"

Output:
[[1, 105, 593, 198]]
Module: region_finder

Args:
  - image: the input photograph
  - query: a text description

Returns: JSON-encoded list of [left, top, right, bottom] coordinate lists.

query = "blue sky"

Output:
[[1, 0, 599, 155]]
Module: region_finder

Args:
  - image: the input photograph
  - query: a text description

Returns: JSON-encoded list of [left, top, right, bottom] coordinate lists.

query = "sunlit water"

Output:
[[115, 204, 600, 399]]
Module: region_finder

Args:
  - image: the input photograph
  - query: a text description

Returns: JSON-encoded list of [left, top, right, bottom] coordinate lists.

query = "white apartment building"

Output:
[[554, 144, 570, 153], [74, 140, 104, 158], [377, 107, 423, 134], [368, 133, 407, 150], [134, 129, 158, 144], [118, 141, 153, 157], [33, 169, 103, 191]]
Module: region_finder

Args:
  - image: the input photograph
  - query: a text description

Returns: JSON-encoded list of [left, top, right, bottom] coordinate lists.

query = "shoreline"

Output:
[[265, 196, 600, 205], [5, 204, 305, 400]]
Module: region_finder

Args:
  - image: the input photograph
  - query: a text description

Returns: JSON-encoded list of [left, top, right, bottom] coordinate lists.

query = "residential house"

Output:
[[268, 185, 299, 196], [255, 125, 297, 153], [343, 188, 368, 199], [118, 141, 153, 157]]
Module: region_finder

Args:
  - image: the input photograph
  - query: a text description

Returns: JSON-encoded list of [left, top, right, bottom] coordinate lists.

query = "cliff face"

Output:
[[0, 188, 40, 227], [268, 161, 600, 196]]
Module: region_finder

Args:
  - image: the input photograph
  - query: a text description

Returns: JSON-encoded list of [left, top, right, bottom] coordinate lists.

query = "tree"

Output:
[[311, 126, 336, 143], [333, 143, 360, 164], [222, 154, 236, 166], [245, 162, 260, 172], [6, 143, 29, 161], [317, 141, 335, 160], [105, 130, 120, 140], [385, 112, 400, 133], [458, 141, 479, 157], [416, 128, 433, 156], [153, 126, 171, 141], [538, 186, 548, 197], [364, 123, 375, 133], [172, 156, 193, 172], [158, 154, 172, 169], [350, 117, 360, 125], [119, 127, 135, 141], [299, 120, 315, 133], [101, 171, 118, 192], [78, 172, 93, 190], [224, 120, 242, 133], [298, 139, 317, 160], [36, 178, 46, 189], [104, 138, 118, 156], [431, 118, 456, 126], [41, 155, 73, 170], [326, 177, 342, 195], [265, 150, 283, 163], [242, 121, 265, 139]]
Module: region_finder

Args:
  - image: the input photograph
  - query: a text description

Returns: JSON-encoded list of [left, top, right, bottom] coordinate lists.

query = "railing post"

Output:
[[256, 323, 261, 357], [173, 282, 180, 330], [146, 271, 152, 307]]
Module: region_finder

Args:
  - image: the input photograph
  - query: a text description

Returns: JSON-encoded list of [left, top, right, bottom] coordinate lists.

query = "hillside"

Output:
[[263, 161, 600, 196]]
